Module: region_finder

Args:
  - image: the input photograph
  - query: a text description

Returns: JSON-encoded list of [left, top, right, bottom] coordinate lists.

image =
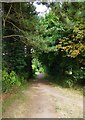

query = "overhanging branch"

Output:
[[2, 34, 24, 39]]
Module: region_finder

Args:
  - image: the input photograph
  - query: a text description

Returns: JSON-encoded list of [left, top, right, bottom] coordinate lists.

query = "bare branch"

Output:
[[7, 20, 24, 33], [3, 4, 12, 27], [3, 34, 25, 39]]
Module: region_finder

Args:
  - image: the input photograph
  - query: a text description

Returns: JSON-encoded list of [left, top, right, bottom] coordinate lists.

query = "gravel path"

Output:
[[3, 73, 83, 118]]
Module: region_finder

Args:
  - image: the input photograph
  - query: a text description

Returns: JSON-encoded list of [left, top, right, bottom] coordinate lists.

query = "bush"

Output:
[[73, 68, 85, 85], [63, 78, 74, 88], [2, 70, 21, 92]]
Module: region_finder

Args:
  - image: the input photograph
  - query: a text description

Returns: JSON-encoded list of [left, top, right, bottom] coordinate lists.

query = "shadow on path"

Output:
[[30, 73, 49, 85]]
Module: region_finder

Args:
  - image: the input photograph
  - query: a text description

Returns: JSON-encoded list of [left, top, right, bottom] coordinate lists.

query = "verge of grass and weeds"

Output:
[[44, 74, 83, 95], [2, 81, 29, 113]]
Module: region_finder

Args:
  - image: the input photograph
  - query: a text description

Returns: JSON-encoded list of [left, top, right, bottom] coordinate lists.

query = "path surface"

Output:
[[3, 73, 83, 118]]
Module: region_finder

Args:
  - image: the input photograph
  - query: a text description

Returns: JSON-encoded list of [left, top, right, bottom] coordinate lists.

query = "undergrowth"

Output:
[[45, 74, 83, 93]]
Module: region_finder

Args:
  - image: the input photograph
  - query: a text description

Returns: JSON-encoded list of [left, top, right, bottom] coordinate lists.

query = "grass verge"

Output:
[[2, 82, 29, 113]]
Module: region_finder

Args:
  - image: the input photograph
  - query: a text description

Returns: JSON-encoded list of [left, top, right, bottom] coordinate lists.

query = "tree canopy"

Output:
[[2, 2, 85, 91]]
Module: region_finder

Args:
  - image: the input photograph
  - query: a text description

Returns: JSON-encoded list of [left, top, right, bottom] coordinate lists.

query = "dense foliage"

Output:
[[37, 2, 85, 86], [2, 3, 38, 92], [2, 2, 85, 92]]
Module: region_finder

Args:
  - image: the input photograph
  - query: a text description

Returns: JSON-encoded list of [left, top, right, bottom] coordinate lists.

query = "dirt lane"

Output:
[[3, 73, 83, 118]]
